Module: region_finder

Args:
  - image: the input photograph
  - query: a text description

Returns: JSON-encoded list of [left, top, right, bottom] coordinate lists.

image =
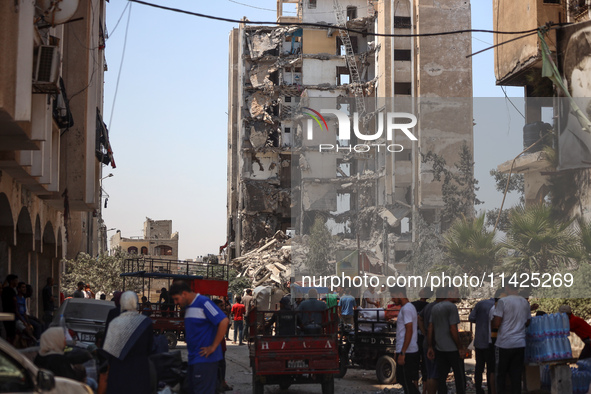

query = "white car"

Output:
[[0, 337, 92, 393]]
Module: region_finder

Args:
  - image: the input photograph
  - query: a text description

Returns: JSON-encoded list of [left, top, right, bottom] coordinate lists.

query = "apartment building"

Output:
[[110, 218, 179, 261], [227, 0, 473, 274], [0, 0, 111, 315]]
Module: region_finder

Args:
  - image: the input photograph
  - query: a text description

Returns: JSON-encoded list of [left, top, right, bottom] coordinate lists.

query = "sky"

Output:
[[102, 0, 528, 259]]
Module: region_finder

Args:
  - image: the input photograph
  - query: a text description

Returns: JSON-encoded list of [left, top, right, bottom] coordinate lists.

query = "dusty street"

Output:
[[177, 339, 478, 393]]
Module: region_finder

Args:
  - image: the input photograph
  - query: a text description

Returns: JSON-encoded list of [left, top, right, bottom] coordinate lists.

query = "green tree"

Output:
[[503, 204, 575, 273], [423, 142, 482, 227], [61, 250, 141, 296], [307, 216, 333, 276], [228, 268, 251, 298], [443, 213, 501, 275]]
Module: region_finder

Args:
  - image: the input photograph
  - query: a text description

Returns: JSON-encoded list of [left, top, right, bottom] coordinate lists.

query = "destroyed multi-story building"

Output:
[[227, 0, 473, 275], [494, 0, 591, 218]]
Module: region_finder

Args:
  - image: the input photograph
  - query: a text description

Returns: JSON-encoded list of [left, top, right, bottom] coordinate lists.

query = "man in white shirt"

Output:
[[492, 284, 531, 394], [362, 285, 380, 308], [390, 285, 420, 394]]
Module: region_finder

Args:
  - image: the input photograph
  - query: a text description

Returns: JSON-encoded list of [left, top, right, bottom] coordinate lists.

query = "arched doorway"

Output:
[[13, 207, 33, 284], [0, 193, 14, 282]]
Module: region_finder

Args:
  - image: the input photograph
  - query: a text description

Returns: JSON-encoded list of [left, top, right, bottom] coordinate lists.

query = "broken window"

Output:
[[336, 66, 351, 85], [394, 82, 412, 95], [336, 160, 350, 177], [394, 16, 411, 29], [308, 0, 317, 9], [393, 49, 411, 61], [346, 6, 357, 20], [337, 36, 358, 55], [269, 70, 279, 85]]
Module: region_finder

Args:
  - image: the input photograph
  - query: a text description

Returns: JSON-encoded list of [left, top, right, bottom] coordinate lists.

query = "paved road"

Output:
[[177, 340, 408, 393]]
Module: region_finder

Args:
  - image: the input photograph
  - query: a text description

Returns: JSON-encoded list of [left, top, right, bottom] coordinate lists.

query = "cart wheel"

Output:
[[252, 372, 264, 394], [321, 375, 334, 394], [279, 381, 291, 390], [375, 355, 396, 384], [165, 332, 178, 349]]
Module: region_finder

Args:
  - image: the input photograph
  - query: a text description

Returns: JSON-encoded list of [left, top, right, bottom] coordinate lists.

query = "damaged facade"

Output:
[[494, 0, 591, 218], [228, 0, 473, 277], [110, 218, 179, 260]]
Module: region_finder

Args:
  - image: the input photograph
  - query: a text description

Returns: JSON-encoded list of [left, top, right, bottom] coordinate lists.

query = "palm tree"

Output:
[[443, 213, 501, 275], [503, 204, 575, 273]]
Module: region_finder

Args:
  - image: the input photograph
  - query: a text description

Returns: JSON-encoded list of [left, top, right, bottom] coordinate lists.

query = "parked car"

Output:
[[0, 337, 92, 393], [50, 298, 115, 347]]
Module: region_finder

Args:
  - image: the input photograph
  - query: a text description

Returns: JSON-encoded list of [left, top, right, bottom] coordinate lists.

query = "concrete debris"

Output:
[[232, 230, 292, 291]]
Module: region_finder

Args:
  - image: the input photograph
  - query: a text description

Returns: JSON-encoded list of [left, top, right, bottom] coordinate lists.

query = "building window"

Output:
[[346, 6, 357, 20], [393, 49, 412, 61], [141, 246, 148, 255], [155, 245, 173, 256], [285, 96, 292, 103], [336, 66, 351, 85], [127, 246, 138, 254], [543, 0, 560, 3], [308, 0, 316, 9], [284, 127, 291, 133], [394, 16, 411, 29], [337, 36, 358, 55], [394, 82, 412, 95]]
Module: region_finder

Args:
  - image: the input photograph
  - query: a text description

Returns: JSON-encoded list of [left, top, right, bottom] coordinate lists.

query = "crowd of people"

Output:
[[2, 272, 591, 394]]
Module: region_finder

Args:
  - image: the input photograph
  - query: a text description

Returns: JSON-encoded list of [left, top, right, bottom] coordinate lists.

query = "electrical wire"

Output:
[[501, 86, 526, 119], [108, 3, 132, 131], [128, 0, 565, 39], [227, 0, 374, 15], [108, 2, 131, 39], [227, 0, 291, 13]]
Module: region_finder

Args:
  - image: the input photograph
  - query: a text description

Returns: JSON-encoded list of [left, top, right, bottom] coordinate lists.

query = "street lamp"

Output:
[[101, 173, 114, 181]]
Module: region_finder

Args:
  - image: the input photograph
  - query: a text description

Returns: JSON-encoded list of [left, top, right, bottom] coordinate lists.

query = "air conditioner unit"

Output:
[[33, 45, 60, 93]]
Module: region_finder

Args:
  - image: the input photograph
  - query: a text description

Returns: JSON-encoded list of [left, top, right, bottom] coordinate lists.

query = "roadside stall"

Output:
[[524, 313, 578, 393]]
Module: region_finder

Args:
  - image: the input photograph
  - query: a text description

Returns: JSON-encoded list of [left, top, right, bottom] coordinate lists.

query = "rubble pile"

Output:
[[232, 231, 292, 291]]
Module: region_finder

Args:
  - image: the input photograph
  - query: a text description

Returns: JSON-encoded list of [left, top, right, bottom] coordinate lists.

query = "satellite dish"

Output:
[[37, 0, 80, 26]]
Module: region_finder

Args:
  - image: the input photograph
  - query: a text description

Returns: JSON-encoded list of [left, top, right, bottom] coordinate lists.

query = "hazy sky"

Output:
[[102, 1, 526, 259]]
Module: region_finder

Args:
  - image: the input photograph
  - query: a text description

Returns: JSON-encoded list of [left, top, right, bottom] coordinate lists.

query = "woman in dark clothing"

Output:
[[34, 327, 92, 381], [103, 291, 154, 394], [158, 288, 172, 317]]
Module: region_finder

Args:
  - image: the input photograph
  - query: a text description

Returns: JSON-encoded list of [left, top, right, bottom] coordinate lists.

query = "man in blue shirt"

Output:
[[469, 296, 495, 394], [170, 281, 229, 394], [338, 287, 356, 325]]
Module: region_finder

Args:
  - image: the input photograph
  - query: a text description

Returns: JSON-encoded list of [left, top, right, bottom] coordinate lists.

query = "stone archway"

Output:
[[0, 193, 14, 282], [13, 207, 33, 284]]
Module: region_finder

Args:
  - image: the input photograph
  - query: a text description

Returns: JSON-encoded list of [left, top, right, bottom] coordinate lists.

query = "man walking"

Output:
[[427, 286, 465, 394], [231, 296, 245, 345], [469, 295, 495, 394], [391, 286, 420, 394], [170, 281, 229, 394], [241, 289, 254, 342], [492, 284, 531, 394]]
